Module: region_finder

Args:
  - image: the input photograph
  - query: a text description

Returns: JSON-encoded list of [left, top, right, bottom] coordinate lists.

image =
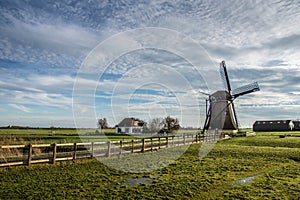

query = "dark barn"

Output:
[[293, 120, 300, 131], [253, 120, 292, 132]]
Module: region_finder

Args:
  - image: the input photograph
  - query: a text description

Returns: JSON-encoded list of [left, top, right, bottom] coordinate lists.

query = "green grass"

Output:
[[225, 131, 300, 148], [1, 132, 300, 199], [0, 128, 195, 145], [0, 128, 136, 144]]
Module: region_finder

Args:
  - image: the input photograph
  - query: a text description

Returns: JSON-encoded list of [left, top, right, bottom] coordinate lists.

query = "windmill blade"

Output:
[[232, 82, 260, 98], [198, 90, 210, 96], [230, 101, 239, 129], [219, 61, 232, 92], [202, 100, 211, 134]]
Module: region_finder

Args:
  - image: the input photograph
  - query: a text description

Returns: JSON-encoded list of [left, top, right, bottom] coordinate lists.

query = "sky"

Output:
[[0, 0, 299, 128]]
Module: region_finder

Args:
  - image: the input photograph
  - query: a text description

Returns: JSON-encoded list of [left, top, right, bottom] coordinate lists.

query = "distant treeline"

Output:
[[0, 126, 77, 130], [1, 126, 201, 130]]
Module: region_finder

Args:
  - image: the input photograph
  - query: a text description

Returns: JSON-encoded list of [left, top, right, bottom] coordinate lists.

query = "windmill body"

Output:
[[202, 61, 260, 134], [203, 90, 238, 133]]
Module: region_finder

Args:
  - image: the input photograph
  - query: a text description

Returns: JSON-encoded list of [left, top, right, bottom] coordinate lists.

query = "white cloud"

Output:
[[0, 75, 77, 110], [9, 104, 31, 113], [0, 12, 101, 67], [30, 74, 74, 86]]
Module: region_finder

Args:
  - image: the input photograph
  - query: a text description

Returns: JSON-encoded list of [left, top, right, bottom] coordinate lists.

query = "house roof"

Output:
[[118, 117, 145, 127]]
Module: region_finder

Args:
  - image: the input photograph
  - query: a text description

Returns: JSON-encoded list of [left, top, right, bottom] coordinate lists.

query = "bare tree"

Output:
[[162, 116, 180, 133], [148, 117, 164, 132]]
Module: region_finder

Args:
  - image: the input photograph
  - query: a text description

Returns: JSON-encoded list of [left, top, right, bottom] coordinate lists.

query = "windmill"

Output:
[[202, 61, 260, 134]]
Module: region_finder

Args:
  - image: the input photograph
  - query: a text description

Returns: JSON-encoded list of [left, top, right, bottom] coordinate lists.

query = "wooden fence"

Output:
[[0, 132, 222, 167]]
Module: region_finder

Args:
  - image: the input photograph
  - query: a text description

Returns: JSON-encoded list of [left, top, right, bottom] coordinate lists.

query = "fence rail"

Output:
[[0, 131, 223, 167]]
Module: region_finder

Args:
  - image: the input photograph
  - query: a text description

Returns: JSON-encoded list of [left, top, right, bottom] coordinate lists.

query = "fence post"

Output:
[[166, 136, 169, 147], [183, 134, 186, 145], [214, 129, 217, 141], [52, 143, 57, 164], [131, 140, 134, 153], [106, 141, 111, 157], [27, 144, 32, 166], [151, 138, 153, 151], [142, 139, 145, 152], [119, 140, 123, 155], [73, 143, 77, 162], [91, 142, 94, 158], [158, 137, 161, 149]]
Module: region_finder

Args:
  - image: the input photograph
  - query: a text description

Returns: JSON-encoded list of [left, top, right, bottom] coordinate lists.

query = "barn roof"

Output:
[[253, 120, 291, 124]]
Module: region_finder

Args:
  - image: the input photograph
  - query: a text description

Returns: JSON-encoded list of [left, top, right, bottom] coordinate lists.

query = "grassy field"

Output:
[[0, 128, 135, 144], [0, 131, 300, 199], [0, 128, 199, 145]]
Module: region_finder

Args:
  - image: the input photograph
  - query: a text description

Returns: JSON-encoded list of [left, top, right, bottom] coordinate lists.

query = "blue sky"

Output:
[[0, 0, 299, 128]]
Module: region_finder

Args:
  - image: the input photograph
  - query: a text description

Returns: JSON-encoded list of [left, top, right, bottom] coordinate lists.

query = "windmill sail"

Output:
[[232, 82, 260, 98], [219, 61, 232, 92], [230, 101, 239, 128]]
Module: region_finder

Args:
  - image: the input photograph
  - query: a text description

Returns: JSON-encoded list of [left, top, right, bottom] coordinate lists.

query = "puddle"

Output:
[[123, 177, 154, 186], [231, 174, 262, 185], [122, 174, 160, 186]]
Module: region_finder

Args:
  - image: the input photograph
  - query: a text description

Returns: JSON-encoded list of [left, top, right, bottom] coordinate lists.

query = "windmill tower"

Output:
[[202, 61, 260, 134]]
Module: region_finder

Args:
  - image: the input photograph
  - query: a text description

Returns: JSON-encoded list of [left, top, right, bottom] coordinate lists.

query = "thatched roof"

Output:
[[118, 117, 145, 127]]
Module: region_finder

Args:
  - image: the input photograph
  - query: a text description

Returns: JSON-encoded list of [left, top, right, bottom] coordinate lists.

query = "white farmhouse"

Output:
[[116, 117, 145, 134]]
